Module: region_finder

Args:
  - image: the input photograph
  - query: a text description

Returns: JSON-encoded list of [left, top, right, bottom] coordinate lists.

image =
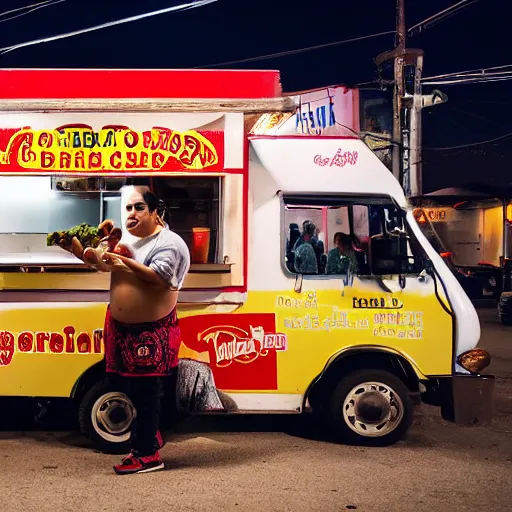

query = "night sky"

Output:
[[1, 0, 509, 193]]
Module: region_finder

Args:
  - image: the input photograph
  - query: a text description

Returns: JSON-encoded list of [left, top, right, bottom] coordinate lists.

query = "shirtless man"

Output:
[[77, 185, 190, 475]]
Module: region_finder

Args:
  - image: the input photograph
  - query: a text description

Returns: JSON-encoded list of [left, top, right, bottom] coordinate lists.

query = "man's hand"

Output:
[[81, 247, 111, 272], [101, 252, 131, 273], [68, 236, 85, 260], [66, 237, 113, 272], [98, 219, 115, 236]]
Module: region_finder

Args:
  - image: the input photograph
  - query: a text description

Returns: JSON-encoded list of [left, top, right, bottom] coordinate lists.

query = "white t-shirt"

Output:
[[128, 228, 190, 290]]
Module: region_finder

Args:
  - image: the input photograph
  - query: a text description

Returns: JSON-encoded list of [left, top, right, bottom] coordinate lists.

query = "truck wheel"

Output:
[[78, 379, 135, 454], [324, 370, 413, 446]]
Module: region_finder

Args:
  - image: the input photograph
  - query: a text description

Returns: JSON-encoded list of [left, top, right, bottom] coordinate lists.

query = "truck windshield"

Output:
[[413, 208, 447, 255]]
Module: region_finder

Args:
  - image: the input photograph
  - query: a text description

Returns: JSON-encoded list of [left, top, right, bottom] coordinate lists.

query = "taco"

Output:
[[47, 220, 115, 253]]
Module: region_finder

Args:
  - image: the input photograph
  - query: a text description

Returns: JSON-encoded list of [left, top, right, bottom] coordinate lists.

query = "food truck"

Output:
[[0, 69, 494, 453]]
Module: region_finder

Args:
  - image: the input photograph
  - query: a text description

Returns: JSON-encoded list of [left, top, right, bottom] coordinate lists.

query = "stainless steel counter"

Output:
[[0, 251, 83, 266]]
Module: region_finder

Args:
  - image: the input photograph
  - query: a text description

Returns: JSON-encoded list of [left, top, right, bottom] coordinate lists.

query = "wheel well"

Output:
[[70, 361, 107, 401], [306, 350, 420, 411]]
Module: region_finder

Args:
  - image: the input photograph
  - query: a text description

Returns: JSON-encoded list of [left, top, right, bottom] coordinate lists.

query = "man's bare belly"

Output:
[[109, 272, 178, 324]]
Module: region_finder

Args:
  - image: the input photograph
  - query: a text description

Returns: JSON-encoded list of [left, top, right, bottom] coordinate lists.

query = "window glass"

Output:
[[284, 204, 366, 277], [0, 176, 102, 234], [48, 195, 101, 232], [325, 206, 364, 276], [103, 196, 122, 230], [0, 176, 51, 234], [353, 205, 369, 241], [369, 204, 424, 275], [283, 197, 425, 277], [284, 207, 324, 274], [326, 207, 349, 251], [153, 177, 221, 263]]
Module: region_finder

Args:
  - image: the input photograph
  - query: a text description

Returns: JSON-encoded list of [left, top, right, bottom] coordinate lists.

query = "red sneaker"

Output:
[[122, 431, 165, 463], [114, 453, 164, 475], [156, 430, 165, 450]]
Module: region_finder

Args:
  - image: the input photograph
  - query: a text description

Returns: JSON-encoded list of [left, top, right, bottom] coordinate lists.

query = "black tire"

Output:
[[78, 378, 135, 454], [324, 370, 413, 447]]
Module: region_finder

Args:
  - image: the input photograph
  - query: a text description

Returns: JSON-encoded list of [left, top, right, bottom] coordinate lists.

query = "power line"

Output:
[[423, 75, 512, 86], [408, 0, 479, 35], [360, 65, 509, 90], [424, 131, 512, 151], [0, 0, 53, 18], [423, 64, 512, 82], [0, 0, 216, 55], [194, 30, 396, 69], [427, 70, 512, 81], [0, 0, 65, 24]]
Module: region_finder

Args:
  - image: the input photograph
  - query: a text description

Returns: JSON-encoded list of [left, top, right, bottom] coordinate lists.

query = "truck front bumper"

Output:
[[423, 374, 495, 426]]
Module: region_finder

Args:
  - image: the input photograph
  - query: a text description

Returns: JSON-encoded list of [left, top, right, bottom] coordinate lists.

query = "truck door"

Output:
[[280, 194, 454, 387]]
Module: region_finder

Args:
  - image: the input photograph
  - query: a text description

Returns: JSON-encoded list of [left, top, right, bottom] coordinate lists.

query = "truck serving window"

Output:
[[0, 176, 223, 266], [282, 195, 425, 277], [0, 174, 242, 289]]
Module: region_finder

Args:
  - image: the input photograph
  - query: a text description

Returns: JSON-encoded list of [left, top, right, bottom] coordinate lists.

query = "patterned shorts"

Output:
[[104, 307, 181, 377]]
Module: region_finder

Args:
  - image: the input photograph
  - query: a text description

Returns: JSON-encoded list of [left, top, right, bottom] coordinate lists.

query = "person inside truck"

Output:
[[293, 221, 319, 274], [326, 232, 359, 275], [293, 220, 325, 273], [309, 222, 325, 272]]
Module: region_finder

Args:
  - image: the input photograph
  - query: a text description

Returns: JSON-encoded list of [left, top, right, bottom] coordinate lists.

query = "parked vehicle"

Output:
[[0, 69, 494, 452]]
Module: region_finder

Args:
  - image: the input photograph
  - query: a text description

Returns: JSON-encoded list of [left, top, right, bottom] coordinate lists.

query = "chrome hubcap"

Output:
[[91, 392, 135, 443], [342, 381, 403, 437]]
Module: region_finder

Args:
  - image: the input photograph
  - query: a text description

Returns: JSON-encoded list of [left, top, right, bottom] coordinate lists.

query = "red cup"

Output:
[[191, 227, 210, 264]]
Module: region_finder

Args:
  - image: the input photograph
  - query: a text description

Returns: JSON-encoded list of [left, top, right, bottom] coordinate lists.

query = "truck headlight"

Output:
[[457, 349, 491, 374]]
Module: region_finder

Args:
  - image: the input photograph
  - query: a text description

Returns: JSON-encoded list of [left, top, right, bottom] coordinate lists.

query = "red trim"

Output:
[[249, 135, 359, 141], [0, 69, 283, 99], [242, 138, 250, 293]]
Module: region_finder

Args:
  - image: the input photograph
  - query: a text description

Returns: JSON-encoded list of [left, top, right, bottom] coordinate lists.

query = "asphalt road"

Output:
[[0, 308, 511, 512]]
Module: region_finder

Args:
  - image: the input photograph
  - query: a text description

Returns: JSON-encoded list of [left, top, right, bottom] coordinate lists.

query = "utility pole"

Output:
[[376, 0, 430, 198], [392, 0, 406, 185], [408, 54, 424, 197]]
